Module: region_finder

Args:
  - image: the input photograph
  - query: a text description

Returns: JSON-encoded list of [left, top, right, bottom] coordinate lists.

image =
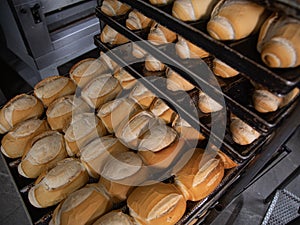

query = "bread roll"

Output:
[[257, 13, 300, 68], [100, 25, 129, 45], [99, 51, 120, 73], [149, 0, 173, 6], [217, 150, 237, 169], [113, 68, 137, 90], [145, 55, 166, 72], [81, 74, 122, 109], [46, 95, 91, 132], [92, 210, 136, 225], [101, 0, 131, 17], [213, 58, 239, 78], [115, 111, 157, 149], [166, 68, 195, 91], [175, 36, 209, 59], [149, 98, 176, 124], [80, 136, 128, 178], [18, 131, 67, 178], [28, 158, 89, 208], [50, 183, 113, 225], [0, 94, 44, 134], [230, 114, 260, 145], [127, 182, 186, 225], [172, 115, 205, 141], [174, 148, 224, 201], [97, 98, 141, 133], [126, 10, 153, 30], [34, 76, 76, 108], [64, 113, 107, 156], [1, 118, 49, 158], [69, 58, 108, 88], [147, 23, 177, 45], [198, 91, 223, 113], [172, 0, 219, 21], [207, 0, 265, 40], [131, 43, 147, 59], [129, 82, 156, 109]]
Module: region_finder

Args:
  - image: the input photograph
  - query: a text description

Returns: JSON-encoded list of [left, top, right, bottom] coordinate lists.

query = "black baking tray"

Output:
[[116, 0, 300, 96]]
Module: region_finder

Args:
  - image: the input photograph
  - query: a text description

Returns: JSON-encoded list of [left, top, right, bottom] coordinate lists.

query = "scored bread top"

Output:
[[93, 210, 136, 225], [150, 98, 171, 116], [34, 76, 70, 99], [10, 118, 45, 138], [193, 158, 220, 187], [70, 58, 103, 78]]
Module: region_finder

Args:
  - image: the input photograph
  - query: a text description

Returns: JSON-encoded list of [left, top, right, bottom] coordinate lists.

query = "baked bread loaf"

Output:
[[113, 68, 137, 90], [131, 43, 147, 59], [18, 131, 67, 178], [101, 0, 131, 17], [92, 210, 136, 225], [64, 113, 107, 156], [147, 23, 177, 45], [207, 0, 265, 40], [174, 148, 224, 201], [0, 94, 44, 134], [149, 0, 173, 6], [175, 36, 209, 59], [1, 118, 49, 158], [80, 135, 128, 178], [46, 95, 91, 132], [69, 58, 108, 88], [217, 149, 237, 169], [257, 12, 300, 68], [99, 51, 120, 73], [129, 82, 156, 109], [81, 74, 122, 109], [50, 183, 113, 225], [126, 10, 153, 30], [97, 98, 141, 133], [100, 25, 129, 45], [172, 0, 219, 21], [166, 68, 195, 91], [127, 182, 186, 225], [230, 114, 260, 145], [34, 76, 76, 108], [213, 58, 239, 78], [149, 98, 176, 124], [198, 91, 223, 113], [116, 111, 156, 149], [145, 55, 166, 72], [28, 158, 89, 208]]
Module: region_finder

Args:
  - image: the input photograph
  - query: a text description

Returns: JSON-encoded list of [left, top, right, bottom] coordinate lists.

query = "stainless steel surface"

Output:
[[40, 0, 85, 13]]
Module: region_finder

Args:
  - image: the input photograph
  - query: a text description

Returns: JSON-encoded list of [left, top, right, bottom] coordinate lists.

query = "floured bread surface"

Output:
[[150, 99, 170, 116], [130, 82, 153, 97], [71, 59, 103, 78], [98, 98, 123, 116], [193, 158, 220, 187], [11, 118, 44, 138], [166, 68, 194, 91], [198, 91, 223, 113], [34, 77, 69, 99], [93, 210, 136, 225], [101, 151, 142, 181]]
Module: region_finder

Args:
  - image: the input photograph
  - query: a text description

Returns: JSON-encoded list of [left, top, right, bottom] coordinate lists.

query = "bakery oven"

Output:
[[0, 0, 300, 225]]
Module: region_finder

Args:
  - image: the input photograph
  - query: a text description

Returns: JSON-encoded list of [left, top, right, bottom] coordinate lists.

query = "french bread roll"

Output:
[[34, 76, 76, 108], [46, 95, 91, 132], [149, 0, 173, 6], [207, 0, 265, 41], [230, 114, 260, 145], [217, 149, 237, 169], [172, 115, 205, 141], [18, 131, 67, 179], [92, 210, 136, 225], [69, 58, 108, 88], [64, 113, 107, 157], [80, 136, 128, 178], [257, 13, 300, 68], [100, 0, 131, 17], [213, 58, 239, 78], [28, 158, 89, 208], [113, 68, 137, 90], [50, 183, 113, 225], [101, 151, 147, 186], [100, 25, 129, 45], [198, 91, 223, 113], [1, 118, 49, 159], [126, 10, 153, 30], [0, 94, 44, 134], [115, 111, 157, 149], [149, 98, 176, 124], [129, 82, 156, 109], [99, 51, 120, 73], [174, 148, 224, 201], [81, 74, 122, 109], [97, 98, 141, 133], [175, 36, 210, 59], [144, 55, 166, 72], [127, 182, 186, 225], [131, 43, 147, 59], [166, 68, 195, 91], [172, 0, 219, 21], [147, 23, 177, 45]]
